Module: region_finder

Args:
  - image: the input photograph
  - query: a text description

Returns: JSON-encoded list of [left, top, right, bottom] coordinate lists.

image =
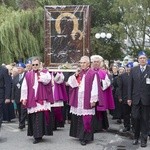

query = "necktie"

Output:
[[141, 67, 144, 73], [19, 74, 22, 81]]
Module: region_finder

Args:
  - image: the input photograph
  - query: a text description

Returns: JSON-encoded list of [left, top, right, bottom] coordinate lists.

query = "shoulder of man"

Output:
[[131, 65, 139, 71], [146, 65, 150, 69], [0, 66, 9, 74]]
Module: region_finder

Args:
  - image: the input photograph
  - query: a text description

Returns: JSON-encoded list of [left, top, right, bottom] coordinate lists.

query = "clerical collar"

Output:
[[93, 68, 99, 71], [81, 67, 89, 74], [33, 70, 39, 73]]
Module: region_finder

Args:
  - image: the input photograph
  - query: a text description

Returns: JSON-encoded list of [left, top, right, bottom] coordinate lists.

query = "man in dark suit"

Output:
[[128, 51, 150, 147], [12, 62, 27, 129], [0, 65, 11, 128]]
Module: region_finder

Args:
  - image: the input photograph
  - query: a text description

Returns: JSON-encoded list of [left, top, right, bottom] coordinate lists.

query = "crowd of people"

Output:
[[0, 51, 150, 148]]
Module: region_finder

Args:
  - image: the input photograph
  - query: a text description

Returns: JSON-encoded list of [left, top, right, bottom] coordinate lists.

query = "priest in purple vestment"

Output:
[[90, 55, 115, 132], [67, 56, 99, 146], [50, 72, 68, 130], [21, 57, 54, 144]]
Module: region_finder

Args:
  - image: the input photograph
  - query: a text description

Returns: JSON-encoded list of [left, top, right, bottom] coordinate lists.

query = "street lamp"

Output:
[[95, 32, 112, 39], [95, 32, 112, 57]]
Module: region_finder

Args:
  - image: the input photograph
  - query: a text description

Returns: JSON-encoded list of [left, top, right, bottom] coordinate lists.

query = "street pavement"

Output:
[[0, 115, 150, 150]]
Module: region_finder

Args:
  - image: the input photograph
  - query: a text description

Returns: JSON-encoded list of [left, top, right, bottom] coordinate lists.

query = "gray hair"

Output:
[[90, 55, 103, 62], [79, 56, 90, 63]]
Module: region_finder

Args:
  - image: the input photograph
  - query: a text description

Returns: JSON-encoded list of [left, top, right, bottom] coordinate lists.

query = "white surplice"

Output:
[[68, 74, 98, 116]]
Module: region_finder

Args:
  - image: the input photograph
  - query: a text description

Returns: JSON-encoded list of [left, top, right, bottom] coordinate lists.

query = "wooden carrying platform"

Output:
[[48, 68, 76, 72]]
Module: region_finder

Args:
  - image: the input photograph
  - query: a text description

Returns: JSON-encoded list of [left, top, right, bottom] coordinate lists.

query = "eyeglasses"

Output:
[[32, 64, 39, 66]]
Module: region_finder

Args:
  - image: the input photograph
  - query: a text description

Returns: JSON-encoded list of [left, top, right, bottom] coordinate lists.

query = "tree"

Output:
[[88, 0, 123, 60], [0, 5, 44, 63], [112, 0, 150, 57]]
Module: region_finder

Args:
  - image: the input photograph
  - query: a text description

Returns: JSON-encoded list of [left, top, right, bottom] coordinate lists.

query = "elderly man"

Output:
[[90, 55, 115, 132], [128, 51, 150, 147], [67, 56, 99, 146]]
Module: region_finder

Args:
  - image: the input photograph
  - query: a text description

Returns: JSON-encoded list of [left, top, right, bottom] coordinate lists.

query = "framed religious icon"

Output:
[[44, 5, 91, 67]]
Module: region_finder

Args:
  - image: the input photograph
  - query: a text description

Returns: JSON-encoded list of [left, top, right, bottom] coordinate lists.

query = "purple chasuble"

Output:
[[69, 68, 96, 109], [95, 69, 115, 111], [54, 82, 68, 102], [25, 69, 54, 108]]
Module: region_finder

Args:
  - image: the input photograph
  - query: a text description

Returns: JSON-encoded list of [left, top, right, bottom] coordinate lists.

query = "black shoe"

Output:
[[33, 138, 42, 144], [18, 125, 25, 130], [117, 119, 122, 124], [141, 142, 147, 147], [33, 139, 39, 144], [80, 140, 87, 146], [133, 139, 139, 145], [122, 128, 130, 132]]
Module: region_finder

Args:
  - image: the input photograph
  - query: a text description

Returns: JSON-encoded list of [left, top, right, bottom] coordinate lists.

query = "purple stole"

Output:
[[69, 68, 96, 132], [25, 69, 54, 108], [53, 107, 63, 122]]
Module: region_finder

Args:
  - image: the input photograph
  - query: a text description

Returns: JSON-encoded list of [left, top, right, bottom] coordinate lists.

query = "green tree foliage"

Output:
[[0, 4, 44, 64], [88, 0, 123, 60], [112, 0, 150, 57], [0, 0, 17, 9]]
